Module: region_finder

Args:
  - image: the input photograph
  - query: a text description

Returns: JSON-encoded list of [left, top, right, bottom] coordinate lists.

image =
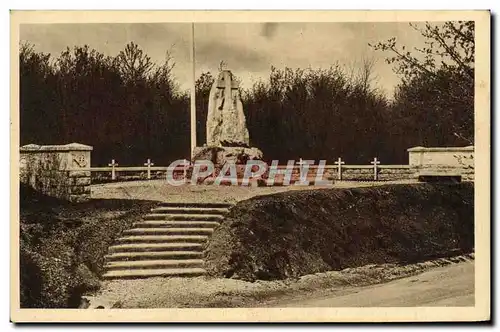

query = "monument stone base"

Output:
[[192, 145, 263, 165]]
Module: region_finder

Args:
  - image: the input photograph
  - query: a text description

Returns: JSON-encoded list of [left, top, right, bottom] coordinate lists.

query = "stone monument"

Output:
[[192, 69, 263, 164]]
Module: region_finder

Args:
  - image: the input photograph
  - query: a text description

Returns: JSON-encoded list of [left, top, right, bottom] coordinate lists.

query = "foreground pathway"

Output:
[[102, 202, 233, 279], [86, 257, 474, 308], [90, 180, 417, 204], [266, 260, 474, 307]]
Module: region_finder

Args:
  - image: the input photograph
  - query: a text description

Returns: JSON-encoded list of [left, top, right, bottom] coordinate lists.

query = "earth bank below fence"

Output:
[[205, 183, 474, 281]]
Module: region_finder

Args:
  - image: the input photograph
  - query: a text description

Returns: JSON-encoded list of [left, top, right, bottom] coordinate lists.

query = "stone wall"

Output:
[[340, 166, 413, 181], [20, 143, 93, 202], [258, 165, 413, 184], [378, 167, 415, 181]]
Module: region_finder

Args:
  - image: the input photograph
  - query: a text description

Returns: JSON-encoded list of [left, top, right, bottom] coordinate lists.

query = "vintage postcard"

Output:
[[10, 10, 490, 323]]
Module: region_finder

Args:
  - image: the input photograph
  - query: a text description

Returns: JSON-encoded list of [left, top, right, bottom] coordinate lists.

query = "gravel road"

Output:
[[86, 256, 473, 308], [266, 260, 474, 307]]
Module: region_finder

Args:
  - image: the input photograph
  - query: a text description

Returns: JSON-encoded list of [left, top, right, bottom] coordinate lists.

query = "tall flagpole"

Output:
[[190, 22, 197, 158]]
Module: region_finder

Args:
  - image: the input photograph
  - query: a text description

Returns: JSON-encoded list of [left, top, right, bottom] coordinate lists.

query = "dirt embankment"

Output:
[[205, 183, 474, 281], [19, 184, 159, 308]]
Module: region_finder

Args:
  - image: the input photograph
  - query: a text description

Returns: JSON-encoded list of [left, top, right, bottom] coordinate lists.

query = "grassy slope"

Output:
[[205, 183, 474, 281], [19, 184, 159, 308]]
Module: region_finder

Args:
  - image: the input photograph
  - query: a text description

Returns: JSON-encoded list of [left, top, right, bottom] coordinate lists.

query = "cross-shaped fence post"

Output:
[[297, 158, 307, 180], [108, 159, 118, 180], [371, 157, 380, 181], [144, 158, 154, 180], [334, 157, 345, 180]]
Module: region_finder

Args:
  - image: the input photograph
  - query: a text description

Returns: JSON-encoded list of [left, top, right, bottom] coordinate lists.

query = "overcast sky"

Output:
[[20, 22, 428, 96]]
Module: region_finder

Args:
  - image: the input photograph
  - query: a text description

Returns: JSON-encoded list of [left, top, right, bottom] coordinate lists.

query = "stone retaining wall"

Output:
[[340, 167, 414, 181], [171, 163, 433, 184]]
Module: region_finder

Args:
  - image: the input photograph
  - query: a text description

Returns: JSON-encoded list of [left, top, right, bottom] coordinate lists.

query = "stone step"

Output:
[[105, 251, 203, 261], [151, 207, 229, 215], [108, 242, 204, 253], [123, 227, 214, 236], [102, 267, 206, 280], [117, 235, 208, 243], [144, 213, 224, 221], [133, 220, 220, 228], [105, 259, 204, 270], [158, 202, 233, 209], [102, 201, 232, 280]]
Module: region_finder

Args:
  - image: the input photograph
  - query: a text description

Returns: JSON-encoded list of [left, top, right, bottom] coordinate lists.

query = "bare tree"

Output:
[[371, 21, 474, 145]]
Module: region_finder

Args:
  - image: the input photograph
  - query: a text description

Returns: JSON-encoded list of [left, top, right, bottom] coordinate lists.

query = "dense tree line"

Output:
[[20, 22, 474, 165], [242, 64, 391, 163], [20, 42, 190, 165]]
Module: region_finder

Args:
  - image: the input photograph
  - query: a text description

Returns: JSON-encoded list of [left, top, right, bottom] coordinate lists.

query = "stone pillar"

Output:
[[407, 146, 474, 181], [20, 143, 93, 202]]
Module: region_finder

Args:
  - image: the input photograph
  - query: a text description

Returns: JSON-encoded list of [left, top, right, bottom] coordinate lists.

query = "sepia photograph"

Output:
[[10, 10, 490, 322]]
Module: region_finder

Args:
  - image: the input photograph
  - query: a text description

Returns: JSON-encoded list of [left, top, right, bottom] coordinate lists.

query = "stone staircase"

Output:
[[102, 202, 233, 279]]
